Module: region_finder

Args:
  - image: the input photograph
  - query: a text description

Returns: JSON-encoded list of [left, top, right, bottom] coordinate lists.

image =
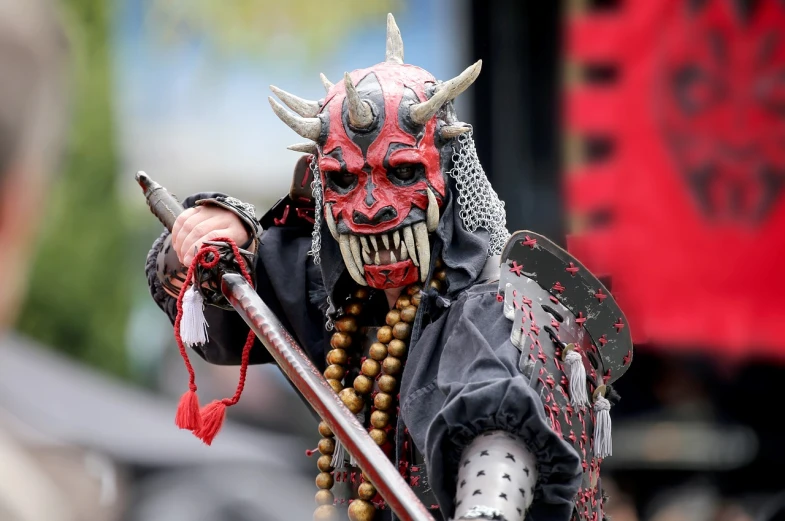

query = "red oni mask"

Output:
[[319, 63, 445, 289], [656, 0, 785, 223], [269, 15, 481, 290]]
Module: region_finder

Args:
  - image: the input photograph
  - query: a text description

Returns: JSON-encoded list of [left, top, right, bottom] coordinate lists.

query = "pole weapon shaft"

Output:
[[136, 172, 435, 521]]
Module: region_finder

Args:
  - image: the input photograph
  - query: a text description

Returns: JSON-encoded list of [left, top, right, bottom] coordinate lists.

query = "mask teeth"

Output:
[[344, 224, 430, 277]]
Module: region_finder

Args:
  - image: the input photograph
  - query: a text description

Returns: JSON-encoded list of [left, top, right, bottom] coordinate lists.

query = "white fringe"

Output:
[[564, 349, 589, 406], [593, 395, 612, 458], [180, 286, 209, 347]]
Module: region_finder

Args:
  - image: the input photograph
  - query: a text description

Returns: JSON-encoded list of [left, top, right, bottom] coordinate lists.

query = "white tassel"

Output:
[[330, 438, 347, 468], [180, 286, 209, 347], [564, 349, 589, 406], [593, 395, 612, 458], [332, 412, 364, 467], [348, 412, 363, 466]]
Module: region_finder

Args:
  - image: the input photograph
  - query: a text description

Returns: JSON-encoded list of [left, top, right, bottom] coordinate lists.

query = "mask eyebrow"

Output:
[[388, 148, 421, 166], [319, 156, 342, 171]]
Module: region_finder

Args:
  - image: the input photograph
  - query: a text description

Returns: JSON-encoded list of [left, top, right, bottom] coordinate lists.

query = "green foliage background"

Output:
[[16, 0, 131, 378]]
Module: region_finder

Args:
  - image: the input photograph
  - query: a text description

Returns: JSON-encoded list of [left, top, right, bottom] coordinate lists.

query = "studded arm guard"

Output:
[[146, 193, 262, 318], [453, 432, 538, 521]]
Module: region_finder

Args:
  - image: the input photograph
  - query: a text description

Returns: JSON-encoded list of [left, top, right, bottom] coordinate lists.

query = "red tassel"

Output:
[[175, 389, 202, 432], [169, 239, 257, 446], [197, 400, 227, 445]]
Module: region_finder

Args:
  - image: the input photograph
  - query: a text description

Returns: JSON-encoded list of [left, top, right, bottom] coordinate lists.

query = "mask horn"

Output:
[[409, 60, 482, 125], [344, 73, 374, 129], [385, 13, 404, 64], [320, 73, 334, 93], [270, 85, 320, 117], [268, 97, 322, 141], [440, 124, 471, 139], [287, 142, 318, 154]]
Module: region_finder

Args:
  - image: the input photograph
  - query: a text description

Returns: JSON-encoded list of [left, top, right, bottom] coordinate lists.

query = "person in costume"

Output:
[[146, 14, 633, 521]]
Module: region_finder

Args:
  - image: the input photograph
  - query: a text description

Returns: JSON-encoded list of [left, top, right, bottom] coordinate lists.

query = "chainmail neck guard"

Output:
[[308, 131, 510, 265], [447, 131, 510, 257]]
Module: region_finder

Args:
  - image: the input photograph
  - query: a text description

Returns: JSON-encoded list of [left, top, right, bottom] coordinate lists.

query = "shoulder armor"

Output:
[[498, 231, 633, 384], [260, 155, 316, 230]]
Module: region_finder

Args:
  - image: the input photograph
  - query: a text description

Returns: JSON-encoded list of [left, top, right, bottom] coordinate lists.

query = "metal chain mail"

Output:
[[448, 131, 511, 256], [309, 154, 323, 265]]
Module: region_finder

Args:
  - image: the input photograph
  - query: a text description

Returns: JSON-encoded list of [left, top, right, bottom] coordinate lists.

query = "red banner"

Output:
[[564, 0, 785, 360]]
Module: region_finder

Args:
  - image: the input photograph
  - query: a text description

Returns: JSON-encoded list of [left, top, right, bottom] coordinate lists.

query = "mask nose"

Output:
[[352, 206, 398, 226]]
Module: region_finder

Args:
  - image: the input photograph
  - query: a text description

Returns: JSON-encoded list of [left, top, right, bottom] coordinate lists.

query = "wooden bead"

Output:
[[395, 296, 411, 310], [318, 421, 333, 437], [400, 305, 417, 323], [369, 428, 387, 445], [314, 504, 340, 521], [317, 454, 334, 472], [373, 392, 393, 411], [327, 379, 343, 393], [382, 356, 402, 375], [324, 364, 345, 381], [330, 332, 352, 349], [435, 269, 447, 281], [339, 388, 365, 414], [335, 316, 358, 333], [318, 437, 335, 455], [345, 301, 363, 316], [435, 258, 444, 268], [429, 279, 443, 292], [385, 309, 401, 326], [327, 349, 348, 365], [361, 358, 381, 378], [392, 322, 411, 340], [368, 342, 387, 361], [370, 410, 390, 428], [361, 470, 372, 483], [377, 326, 393, 343], [357, 482, 377, 500], [315, 471, 334, 490], [377, 374, 397, 393], [348, 499, 376, 521], [387, 339, 407, 357], [411, 292, 422, 306], [353, 375, 373, 395], [406, 284, 422, 296], [353, 287, 370, 300], [315, 489, 335, 506]]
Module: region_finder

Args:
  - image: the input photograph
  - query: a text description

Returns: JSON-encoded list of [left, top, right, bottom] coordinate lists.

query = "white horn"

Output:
[[270, 85, 320, 117], [385, 13, 404, 64], [410, 60, 482, 125], [268, 97, 322, 141], [320, 73, 334, 92], [344, 73, 374, 129], [287, 142, 318, 154]]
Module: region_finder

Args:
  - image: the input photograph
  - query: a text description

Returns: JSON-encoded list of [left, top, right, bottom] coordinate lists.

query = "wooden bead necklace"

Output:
[[313, 261, 447, 521]]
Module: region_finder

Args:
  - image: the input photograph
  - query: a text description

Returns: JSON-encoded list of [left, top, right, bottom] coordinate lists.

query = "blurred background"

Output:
[[1, 0, 784, 520]]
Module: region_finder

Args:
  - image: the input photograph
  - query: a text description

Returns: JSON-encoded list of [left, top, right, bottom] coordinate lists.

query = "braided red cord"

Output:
[[172, 238, 256, 443]]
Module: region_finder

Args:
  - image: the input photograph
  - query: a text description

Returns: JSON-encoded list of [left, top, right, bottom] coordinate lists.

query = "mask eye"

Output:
[[326, 170, 357, 191], [389, 163, 423, 185]]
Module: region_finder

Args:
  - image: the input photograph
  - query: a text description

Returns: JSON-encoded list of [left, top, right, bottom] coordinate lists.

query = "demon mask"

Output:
[[656, 0, 785, 223], [268, 14, 481, 289]]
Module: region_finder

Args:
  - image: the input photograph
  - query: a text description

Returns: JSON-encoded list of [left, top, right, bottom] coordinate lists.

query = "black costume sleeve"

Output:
[[401, 285, 582, 520], [145, 193, 328, 368]]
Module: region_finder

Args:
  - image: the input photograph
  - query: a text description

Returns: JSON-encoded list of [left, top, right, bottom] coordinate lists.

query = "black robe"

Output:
[[146, 180, 582, 520]]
